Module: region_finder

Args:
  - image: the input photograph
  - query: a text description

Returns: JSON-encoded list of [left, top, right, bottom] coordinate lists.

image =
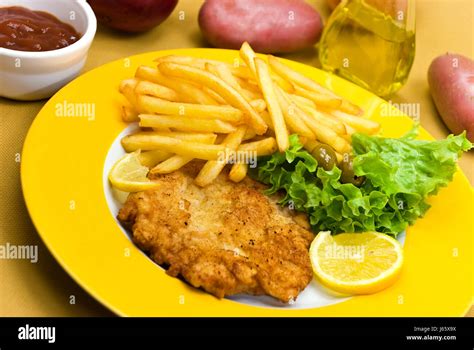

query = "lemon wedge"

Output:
[[108, 151, 160, 192], [310, 231, 403, 295]]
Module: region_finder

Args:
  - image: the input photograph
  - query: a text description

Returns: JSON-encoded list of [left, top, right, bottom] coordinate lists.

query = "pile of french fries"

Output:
[[117, 42, 380, 187]]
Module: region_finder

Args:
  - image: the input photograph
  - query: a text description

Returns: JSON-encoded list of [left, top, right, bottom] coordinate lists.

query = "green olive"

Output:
[[340, 155, 365, 186], [311, 143, 337, 171]]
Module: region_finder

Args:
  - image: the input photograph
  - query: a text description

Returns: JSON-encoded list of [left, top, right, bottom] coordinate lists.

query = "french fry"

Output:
[[344, 124, 357, 135], [239, 43, 293, 93], [243, 129, 257, 141], [274, 86, 315, 139], [133, 131, 217, 141], [268, 55, 331, 93], [241, 87, 263, 101], [215, 134, 227, 144], [158, 62, 267, 134], [122, 131, 217, 152], [330, 110, 381, 135], [155, 55, 241, 72], [206, 62, 259, 102], [259, 111, 274, 131], [235, 78, 264, 100], [135, 66, 218, 105], [229, 163, 248, 183], [119, 78, 138, 94], [297, 112, 351, 154], [235, 76, 260, 93], [195, 126, 247, 187], [135, 80, 180, 101], [298, 135, 309, 145], [137, 95, 243, 123], [121, 105, 139, 122], [340, 133, 352, 143], [155, 55, 209, 69], [239, 42, 258, 77], [155, 55, 259, 87], [119, 79, 141, 112], [122, 135, 226, 160], [268, 56, 329, 93], [272, 72, 295, 94], [150, 155, 191, 174], [202, 86, 227, 104], [229, 65, 254, 80], [340, 100, 363, 116], [268, 56, 363, 115], [237, 137, 277, 156], [288, 94, 316, 109], [254, 57, 289, 152], [293, 85, 342, 109], [206, 62, 241, 91], [138, 149, 173, 168], [302, 138, 318, 153], [135, 66, 160, 81], [268, 55, 342, 107], [288, 91, 346, 135], [139, 114, 236, 134], [151, 134, 217, 174], [293, 97, 347, 135], [249, 99, 267, 113]]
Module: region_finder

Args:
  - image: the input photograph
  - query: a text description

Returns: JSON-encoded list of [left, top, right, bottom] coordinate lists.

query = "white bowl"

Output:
[[0, 0, 97, 100]]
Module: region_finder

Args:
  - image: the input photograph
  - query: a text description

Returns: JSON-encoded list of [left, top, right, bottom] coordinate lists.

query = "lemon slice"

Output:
[[108, 151, 160, 192], [310, 231, 403, 295]]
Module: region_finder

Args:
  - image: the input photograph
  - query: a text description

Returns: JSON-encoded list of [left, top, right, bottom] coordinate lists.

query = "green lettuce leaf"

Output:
[[254, 131, 472, 236], [352, 129, 472, 197]]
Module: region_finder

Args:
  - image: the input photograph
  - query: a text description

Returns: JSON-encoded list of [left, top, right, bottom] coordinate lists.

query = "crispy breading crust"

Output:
[[118, 162, 314, 302]]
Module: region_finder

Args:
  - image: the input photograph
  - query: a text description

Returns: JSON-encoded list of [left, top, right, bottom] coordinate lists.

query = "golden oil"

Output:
[[319, 0, 416, 98]]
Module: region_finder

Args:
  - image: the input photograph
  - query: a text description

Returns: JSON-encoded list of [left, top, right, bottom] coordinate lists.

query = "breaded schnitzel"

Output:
[[118, 162, 314, 302]]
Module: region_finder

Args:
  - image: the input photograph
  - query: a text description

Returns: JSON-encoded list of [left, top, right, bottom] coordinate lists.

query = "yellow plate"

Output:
[[22, 49, 473, 316]]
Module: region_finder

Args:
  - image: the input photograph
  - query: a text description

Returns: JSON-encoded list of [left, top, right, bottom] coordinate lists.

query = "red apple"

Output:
[[87, 0, 178, 33]]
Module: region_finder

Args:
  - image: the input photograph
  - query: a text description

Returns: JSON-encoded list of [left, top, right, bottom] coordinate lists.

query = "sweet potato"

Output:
[[198, 0, 323, 54], [428, 53, 474, 142]]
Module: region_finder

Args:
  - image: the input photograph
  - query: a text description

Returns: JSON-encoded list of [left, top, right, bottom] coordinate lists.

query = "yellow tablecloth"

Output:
[[0, 0, 472, 316]]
